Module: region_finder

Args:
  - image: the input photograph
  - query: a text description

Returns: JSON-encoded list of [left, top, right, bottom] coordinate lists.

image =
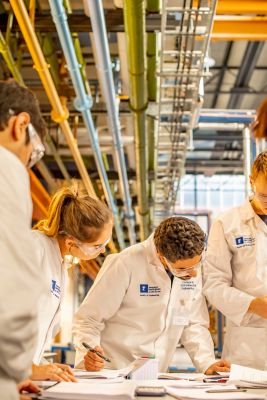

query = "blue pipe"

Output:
[[85, 0, 136, 245], [198, 116, 254, 124], [161, 115, 254, 124], [49, 0, 125, 249]]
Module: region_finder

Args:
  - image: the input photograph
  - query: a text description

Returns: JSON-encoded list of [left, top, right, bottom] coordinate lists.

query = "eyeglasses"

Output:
[[164, 257, 203, 278], [76, 236, 111, 256], [27, 123, 45, 168], [8, 109, 45, 168]]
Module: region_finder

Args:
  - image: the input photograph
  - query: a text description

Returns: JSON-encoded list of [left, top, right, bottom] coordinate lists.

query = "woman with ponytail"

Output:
[[30, 181, 113, 382]]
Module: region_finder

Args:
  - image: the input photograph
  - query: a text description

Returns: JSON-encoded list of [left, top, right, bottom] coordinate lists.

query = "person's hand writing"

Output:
[[84, 346, 105, 371], [248, 296, 267, 319], [205, 359, 231, 375]]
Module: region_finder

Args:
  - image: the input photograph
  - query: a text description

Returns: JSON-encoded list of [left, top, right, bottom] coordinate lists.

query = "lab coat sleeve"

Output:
[[203, 219, 255, 326], [0, 180, 43, 383], [73, 254, 130, 368], [179, 279, 216, 373]]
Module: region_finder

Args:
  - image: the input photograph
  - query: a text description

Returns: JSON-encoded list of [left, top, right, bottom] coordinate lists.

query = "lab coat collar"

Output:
[[143, 233, 165, 270]]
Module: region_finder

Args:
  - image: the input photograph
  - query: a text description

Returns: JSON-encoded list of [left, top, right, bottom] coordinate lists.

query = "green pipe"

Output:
[[72, 32, 91, 95], [63, 0, 72, 14], [146, 0, 160, 12], [5, 12, 14, 45], [0, 31, 24, 85], [123, 0, 149, 240], [147, 32, 157, 102], [61, 1, 90, 95], [37, 32, 61, 87]]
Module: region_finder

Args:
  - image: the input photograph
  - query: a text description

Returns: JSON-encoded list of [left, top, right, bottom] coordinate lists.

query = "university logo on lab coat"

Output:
[[139, 283, 161, 296], [235, 235, 255, 248], [51, 279, 61, 298]]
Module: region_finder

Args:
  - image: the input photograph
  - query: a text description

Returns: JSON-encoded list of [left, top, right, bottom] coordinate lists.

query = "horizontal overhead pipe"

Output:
[[49, 0, 125, 249], [85, 0, 136, 245]]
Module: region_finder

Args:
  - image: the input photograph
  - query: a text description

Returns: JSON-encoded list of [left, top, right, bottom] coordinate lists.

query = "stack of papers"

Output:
[[229, 364, 267, 388], [42, 381, 136, 400]]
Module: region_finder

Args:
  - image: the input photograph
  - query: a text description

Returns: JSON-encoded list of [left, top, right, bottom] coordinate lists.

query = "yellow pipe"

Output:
[[10, 0, 118, 253], [29, 0, 36, 26], [212, 17, 267, 40], [10, 0, 95, 197]]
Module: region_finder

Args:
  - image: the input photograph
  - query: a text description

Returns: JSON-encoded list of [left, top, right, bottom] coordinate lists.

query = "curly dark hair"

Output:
[[153, 217, 205, 262], [251, 150, 267, 180], [0, 79, 46, 141]]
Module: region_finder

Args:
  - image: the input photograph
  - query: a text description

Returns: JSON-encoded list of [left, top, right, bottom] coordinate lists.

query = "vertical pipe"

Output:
[[243, 126, 251, 197], [49, 0, 125, 249], [123, 0, 149, 240], [85, 0, 136, 245]]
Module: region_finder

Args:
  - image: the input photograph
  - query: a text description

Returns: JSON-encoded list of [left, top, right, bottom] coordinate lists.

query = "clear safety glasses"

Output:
[[8, 109, 45, 168], [27, 123, 45, 168], [254, 190, 267, 204], [164, 256, 204, 278], [76, 235, 111, 256]]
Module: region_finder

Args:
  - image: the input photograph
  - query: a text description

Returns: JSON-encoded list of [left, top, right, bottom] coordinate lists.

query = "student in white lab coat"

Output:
[[204, 150, 267, 369], [74, 217, 230, 373], [0, 80, 46, 400], [31, 182, 113, 382]]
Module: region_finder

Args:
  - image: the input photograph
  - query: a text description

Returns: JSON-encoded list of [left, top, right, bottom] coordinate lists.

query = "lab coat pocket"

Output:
[[222, 326, 267, 370], [169, 306, 189, 339]]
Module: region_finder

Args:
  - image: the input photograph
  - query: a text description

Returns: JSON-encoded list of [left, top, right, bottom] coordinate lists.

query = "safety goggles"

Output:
[[76, 235, 111, 256], [27, 123, 45, 168], [8, 109, 45, 168], [164, 256, 204, 278]]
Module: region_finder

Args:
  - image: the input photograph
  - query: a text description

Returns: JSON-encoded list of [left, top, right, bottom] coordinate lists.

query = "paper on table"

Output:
[[158, 372, 204, 381], [229, 364, 267, 385], [74, 366, 131, 379], [77, 377, 125, 384], [166, 384, 265, 400], [42, 381, 136, 400]]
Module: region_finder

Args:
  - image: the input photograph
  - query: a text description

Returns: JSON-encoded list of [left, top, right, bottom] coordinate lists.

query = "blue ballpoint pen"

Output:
[[82, 341, 111, 363]]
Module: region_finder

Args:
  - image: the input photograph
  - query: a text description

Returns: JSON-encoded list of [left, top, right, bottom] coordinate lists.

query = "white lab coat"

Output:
[[73, 235, 216, 372], [203, 199, 267, 369], [0, 146, 43, 399], [31, 231, 67, 364]]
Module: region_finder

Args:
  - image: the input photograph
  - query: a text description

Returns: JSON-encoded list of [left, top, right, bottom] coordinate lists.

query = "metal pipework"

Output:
[[0, 31, 24, 85], [10, 0, 95, 198], [84, 0, 136, 245], [123, 0, 149, 240], [49, 0, 125, 249]]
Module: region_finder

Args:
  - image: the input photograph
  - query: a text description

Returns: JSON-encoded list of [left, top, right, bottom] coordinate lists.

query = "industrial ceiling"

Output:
[[0, 0, 266, 246]]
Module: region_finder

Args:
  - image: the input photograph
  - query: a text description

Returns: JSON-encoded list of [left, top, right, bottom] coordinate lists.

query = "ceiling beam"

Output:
[[227, 41, 264, 109], [2, 12, 267, 40], [211, 42, 233, 108]]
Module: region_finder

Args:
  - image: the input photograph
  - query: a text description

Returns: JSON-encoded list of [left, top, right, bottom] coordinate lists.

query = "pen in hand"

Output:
[[82, 342, 111, 363]]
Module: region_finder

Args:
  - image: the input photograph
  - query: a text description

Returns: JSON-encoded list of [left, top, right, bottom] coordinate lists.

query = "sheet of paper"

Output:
[[42, 381, 136, 399], [77, 377, 125, 384], [158, 372, 204, 381], [74, 367, 130, 379], [166, 384, 265, 400], [229, 364, 267, 384]]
